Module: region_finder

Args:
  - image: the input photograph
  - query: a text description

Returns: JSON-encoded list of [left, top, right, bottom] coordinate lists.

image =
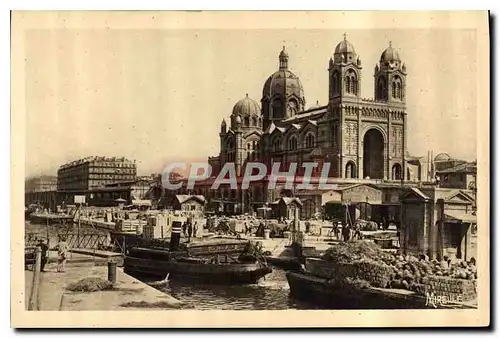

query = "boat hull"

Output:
[[124, 256, 272, 285], [286, 271, 430, 309]]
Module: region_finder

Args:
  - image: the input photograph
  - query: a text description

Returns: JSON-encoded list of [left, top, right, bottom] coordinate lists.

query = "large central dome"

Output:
[[262, 68, 305, 101], [261, 47, 306, 129]]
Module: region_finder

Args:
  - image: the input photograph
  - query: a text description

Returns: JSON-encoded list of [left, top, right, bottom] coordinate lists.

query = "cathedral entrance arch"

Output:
[[363, 129, 385, 179]]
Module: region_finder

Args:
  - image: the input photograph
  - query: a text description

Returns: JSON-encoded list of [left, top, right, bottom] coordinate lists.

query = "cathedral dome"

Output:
[[262, 69, 305, 102], [334, 38, 356, 55], [232, 94, 260, 117], [332, 34, 357, 64], [231, 94, 262, 130], [380, 43, 401, 62], [435, 153, 452, 161], [262, 46, 305, 105]]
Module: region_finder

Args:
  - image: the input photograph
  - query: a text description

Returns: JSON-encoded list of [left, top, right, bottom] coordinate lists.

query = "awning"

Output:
[[444, 210, 477, 224]]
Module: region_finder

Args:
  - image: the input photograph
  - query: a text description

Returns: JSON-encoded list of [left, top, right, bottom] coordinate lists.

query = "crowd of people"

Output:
[[329, 220, 364, 242]]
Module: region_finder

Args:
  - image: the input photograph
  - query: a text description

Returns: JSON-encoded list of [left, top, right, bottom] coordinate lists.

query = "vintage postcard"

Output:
[[11, 10, 490, 327]]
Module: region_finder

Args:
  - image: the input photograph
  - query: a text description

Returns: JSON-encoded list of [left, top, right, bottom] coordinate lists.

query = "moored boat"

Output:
[[123, 220, 272, 284], [125, 247, 272, 284], [286, 270, 477, 309], [29, 212, 74, 225]]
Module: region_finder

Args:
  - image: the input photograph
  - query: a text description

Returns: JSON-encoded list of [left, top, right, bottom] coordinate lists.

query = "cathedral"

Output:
[[209, 34, 408, 181]]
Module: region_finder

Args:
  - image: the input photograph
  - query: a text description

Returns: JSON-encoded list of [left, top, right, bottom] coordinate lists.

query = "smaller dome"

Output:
[[380, 42, 401, 62], [234, 115, 242, 124], [335, 39, 356, 55], [435, 153, 452, 161], [232, 94, 260, 117]]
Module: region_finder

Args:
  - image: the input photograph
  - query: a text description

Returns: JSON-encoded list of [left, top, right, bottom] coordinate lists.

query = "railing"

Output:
[[65, 233, 111, 249], [26, 231, 113, 250], [27, 247, 42, 311]]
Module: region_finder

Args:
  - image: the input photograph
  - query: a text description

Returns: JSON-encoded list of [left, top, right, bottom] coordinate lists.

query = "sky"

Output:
[[24, 28, 478, 177]]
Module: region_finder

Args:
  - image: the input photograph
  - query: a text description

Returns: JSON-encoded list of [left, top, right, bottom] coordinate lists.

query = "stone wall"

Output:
[[421, 276, 477, 302]]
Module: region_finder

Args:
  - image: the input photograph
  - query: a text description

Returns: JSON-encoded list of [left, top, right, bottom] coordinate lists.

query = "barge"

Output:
[[29, 213, 74, 225], [123, 220, 272, 284], [286, 271, 477, 309]]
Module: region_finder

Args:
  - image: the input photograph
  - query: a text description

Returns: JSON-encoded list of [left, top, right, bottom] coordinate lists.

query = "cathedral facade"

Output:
[[210, 35, 408, 182]]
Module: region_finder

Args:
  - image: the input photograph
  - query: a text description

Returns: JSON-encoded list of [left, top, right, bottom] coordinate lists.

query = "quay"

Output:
[[26, 250, 183, 311]]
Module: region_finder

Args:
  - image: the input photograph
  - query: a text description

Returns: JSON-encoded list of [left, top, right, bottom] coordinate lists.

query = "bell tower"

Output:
[[374, 42, 407, 103], [329, 33, 363, 101]]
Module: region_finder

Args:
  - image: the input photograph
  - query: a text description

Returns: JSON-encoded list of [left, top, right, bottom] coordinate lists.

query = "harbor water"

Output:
[[26, 221, 320, 310], [146, 269, 323, 310]]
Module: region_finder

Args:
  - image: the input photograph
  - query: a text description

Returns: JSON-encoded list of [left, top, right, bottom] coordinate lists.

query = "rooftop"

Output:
[[437, 162, 477, 174]]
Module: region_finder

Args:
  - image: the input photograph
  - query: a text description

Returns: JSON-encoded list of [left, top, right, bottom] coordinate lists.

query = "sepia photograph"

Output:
[[10, 10, 490, 327]]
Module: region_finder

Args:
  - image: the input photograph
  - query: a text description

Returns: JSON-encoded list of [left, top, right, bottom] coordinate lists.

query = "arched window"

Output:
[[377, 77, 387, 100], [247, 143, 251, 150], [392, 83, 396, 98], [332, 71, 339, 94], [252, 117, 257, 126], [345, 162, 356, 178], [288, 136, 298, 151], [396, 82, 402, 99], [273, 138, 281, 152], [345, 70, 357, 95], [252, 141, 257, 150], [392, 163, 402, 180], [244, 116, 250, 126], [305, 133, 315, 148], [272, 99, 282, 119]]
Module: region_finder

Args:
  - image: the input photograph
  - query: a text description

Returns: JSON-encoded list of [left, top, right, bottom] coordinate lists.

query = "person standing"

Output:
[[53, 236, 69, 273], [36, 239, 49, 272], [193, 221, 198, 239], [187, 222, 193, 242]]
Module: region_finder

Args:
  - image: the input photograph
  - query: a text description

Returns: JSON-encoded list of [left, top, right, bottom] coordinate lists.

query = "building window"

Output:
[[377, 77, 387, 100], [288, 136, 298, 151], [332, 71, 339, 94], [305, 133, 315, 148], [392, 76, 403, 99], [392, 163, 402, 180], [345, 161, 356, 178], [345, 70, 358, 95], [273, 138, 281, 152]]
